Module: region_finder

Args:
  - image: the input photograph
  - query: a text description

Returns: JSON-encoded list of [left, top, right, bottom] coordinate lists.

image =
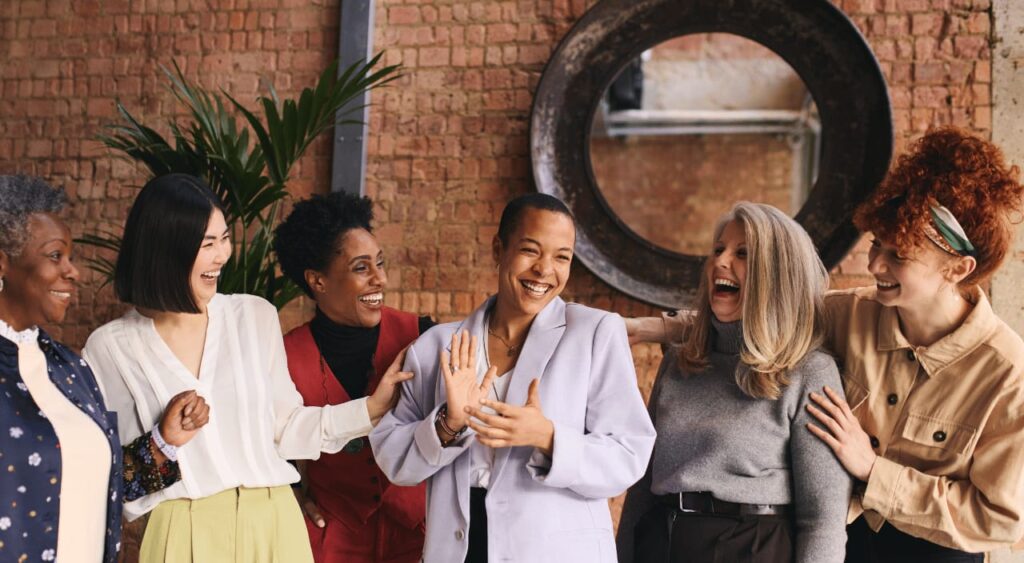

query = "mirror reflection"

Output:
[[589, 33, 820, 255]]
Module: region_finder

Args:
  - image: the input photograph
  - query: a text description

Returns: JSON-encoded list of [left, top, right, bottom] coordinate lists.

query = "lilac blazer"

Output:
[[370, 296, 656, 563]]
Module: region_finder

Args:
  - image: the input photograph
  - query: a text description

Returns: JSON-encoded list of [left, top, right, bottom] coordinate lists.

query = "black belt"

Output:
[[659, 491, 791, 517]]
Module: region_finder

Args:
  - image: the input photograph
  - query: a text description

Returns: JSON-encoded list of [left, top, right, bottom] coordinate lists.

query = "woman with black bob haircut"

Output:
[[273, 192, 432, 563], [0, 175, 199, 563], [84, 173, 414, 563], [370, 192, 655, 563]]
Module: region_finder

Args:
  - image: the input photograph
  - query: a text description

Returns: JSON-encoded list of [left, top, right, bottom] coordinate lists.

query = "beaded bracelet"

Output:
[[151, 425, 179, 462], [436, 404, 466, 444]]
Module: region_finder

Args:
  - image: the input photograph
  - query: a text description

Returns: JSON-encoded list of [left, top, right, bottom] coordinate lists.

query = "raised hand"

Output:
[[441, 330, 498, 430], [158, 390, 210, 447], [465, 379, 555, 455], [805, 385, 877, 481], [367, 347, 414, 423]]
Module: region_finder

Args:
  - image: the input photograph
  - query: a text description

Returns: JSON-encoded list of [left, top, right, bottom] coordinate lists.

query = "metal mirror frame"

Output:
[[530, 0, 893, 308]]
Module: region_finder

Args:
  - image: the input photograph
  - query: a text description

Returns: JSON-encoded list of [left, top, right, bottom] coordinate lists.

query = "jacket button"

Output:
[[906, 350, 916, 362], [666, 310, 677, 317], [370, 476, 379, 484], [455, 529, 465, 540], [870, 436, 880, 449], [887, 393, 898, 405], [933, 430, 947, 442]]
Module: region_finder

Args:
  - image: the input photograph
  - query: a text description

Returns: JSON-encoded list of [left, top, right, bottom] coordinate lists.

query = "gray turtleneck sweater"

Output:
[[617, 319, 852, 563]]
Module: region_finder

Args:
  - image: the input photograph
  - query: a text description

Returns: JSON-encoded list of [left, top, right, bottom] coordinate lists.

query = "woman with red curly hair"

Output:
[[803, 127, 1024, 562], [624, 127, 1024, 561]]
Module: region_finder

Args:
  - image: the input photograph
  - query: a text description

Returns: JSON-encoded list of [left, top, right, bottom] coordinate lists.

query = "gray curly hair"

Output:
[[0, 175, 67, 257]]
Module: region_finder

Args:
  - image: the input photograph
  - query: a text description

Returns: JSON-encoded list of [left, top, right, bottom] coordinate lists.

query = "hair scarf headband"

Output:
[[925, 204, 976, 257]]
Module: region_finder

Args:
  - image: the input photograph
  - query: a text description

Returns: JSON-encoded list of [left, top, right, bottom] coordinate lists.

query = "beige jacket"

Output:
[[823, 286, 1024, 552]]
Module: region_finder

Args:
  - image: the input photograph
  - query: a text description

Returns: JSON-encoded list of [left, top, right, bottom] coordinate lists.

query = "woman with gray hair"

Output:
[[0, 175, 206, 563], [616, 202, 852, 562]]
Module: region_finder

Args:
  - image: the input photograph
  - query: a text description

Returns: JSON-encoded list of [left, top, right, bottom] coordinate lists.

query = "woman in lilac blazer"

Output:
[[369, 194, 655, 563]]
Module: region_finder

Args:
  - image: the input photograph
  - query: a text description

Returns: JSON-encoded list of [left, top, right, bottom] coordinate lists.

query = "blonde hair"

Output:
[[679, 202, 828, 399]]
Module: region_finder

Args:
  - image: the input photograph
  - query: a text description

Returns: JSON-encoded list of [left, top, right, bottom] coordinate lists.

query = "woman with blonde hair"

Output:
[[617, 202, 851, 563]]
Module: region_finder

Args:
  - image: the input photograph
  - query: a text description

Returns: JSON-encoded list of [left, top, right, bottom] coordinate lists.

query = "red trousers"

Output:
[[305, 507, 424, 563]]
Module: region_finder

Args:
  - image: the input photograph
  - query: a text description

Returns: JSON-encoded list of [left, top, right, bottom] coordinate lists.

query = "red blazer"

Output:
[[284, 307, 426, 530]]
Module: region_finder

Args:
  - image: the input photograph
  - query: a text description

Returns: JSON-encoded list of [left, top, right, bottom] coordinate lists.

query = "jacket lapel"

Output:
[[440, 305, 486, 522]]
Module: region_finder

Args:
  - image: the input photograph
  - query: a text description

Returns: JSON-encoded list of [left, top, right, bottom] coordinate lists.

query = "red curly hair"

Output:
[[854, 126, 1024, 285]]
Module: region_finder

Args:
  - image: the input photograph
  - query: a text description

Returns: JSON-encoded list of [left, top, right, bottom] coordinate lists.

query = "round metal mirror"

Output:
[[530, 0, 893, 308]]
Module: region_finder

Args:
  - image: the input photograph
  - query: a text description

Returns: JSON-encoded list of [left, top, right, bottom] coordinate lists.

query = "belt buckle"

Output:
[[677, 493, 697, 513]]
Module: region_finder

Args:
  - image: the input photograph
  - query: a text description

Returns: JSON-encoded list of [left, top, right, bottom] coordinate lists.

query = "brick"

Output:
[[389, 6, 420, 25]]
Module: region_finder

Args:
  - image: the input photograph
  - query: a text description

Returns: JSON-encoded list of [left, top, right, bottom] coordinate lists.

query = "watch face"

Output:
[[343, 437, 365, 454]]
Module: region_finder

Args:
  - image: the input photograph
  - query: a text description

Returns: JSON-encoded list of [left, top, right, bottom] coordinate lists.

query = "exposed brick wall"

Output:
[[591, 134, 798, 255], [0, 0, 995, 536]]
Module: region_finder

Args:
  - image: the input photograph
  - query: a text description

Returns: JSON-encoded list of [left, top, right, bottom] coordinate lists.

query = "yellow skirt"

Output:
[[139, 486, 314, 563]]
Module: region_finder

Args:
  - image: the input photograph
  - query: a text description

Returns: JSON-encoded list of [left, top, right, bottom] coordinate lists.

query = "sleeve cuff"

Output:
[[413, 403, 473, 466], [324, 397, 374, 450], [530, 422, 582, 487], [862, 456, 904, 517]]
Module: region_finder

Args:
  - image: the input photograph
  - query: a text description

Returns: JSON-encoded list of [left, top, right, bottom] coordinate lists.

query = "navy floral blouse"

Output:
[[0, 329, 179, 562]]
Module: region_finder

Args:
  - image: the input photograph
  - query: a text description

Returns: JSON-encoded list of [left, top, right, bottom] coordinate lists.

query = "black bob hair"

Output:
[[273, 192, 374, 298], [115, 173, 226, 314], [496, 193, 574, 245]]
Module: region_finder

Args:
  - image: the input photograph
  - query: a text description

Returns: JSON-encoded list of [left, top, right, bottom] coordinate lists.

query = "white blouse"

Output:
[[83, 293, 373, 520]]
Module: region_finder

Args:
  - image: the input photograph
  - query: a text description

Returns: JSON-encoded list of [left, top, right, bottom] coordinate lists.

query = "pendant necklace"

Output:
[[487, 326, 523, 357]]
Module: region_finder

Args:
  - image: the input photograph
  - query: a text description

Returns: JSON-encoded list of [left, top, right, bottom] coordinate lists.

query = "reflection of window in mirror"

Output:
[[590, 33, 821, 255]]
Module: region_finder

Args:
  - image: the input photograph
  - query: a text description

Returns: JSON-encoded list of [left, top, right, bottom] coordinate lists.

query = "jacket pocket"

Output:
[[900, 412, 978, 455], [544, 528, 614, 563]]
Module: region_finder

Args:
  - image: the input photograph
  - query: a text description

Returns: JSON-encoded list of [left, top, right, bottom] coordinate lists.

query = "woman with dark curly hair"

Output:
[[626, 127, 1024, 561], [273, 192, 432, 563]]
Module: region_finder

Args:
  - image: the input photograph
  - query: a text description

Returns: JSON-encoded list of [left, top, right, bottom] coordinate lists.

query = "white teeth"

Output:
[[200, 270, 221, 280], [358, 292, 383, 305], [521, 280, 551, 296], [714, 278, 739, 289], [877, 281, 899, 288], [49, 291, 70, 299]]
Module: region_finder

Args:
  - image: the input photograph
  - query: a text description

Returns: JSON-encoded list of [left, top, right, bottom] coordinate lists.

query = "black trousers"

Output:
[[845, 516, 983, 563], [633, 504, 793, 563], [464, 487, 488, 563]]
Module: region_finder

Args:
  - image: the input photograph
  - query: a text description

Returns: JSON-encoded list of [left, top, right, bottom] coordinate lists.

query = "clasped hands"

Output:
[[440, 330, 555, 455]]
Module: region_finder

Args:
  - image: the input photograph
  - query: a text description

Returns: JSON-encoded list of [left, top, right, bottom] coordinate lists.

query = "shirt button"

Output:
[[870, 436, 880, 449], [933, 430, 947, 442], [906, 350, 916, 362], [887, 393, 898, 405], [455, 529, 465, 540]]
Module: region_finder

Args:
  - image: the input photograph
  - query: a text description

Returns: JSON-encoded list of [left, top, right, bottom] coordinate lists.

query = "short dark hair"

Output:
[[115, 174, 225, 313], [496, 193, 574, 245], [273, 192, 374, 297]]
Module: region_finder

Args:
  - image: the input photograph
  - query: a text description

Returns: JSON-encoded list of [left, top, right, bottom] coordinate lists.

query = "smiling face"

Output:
[[867, 237, 957, 311], [308, 228, 387, 328], [0, 213, 80, 330], [707, 219, 748, 323], [189, 208, 232, 308], [492, 208, 575, 320]]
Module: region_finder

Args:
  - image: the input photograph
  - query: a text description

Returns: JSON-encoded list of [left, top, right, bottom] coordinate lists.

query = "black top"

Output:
[[309, 308, 435, 399]]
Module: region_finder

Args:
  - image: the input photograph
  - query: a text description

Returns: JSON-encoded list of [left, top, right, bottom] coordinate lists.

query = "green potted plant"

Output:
[[81, 55, 399, 309]]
